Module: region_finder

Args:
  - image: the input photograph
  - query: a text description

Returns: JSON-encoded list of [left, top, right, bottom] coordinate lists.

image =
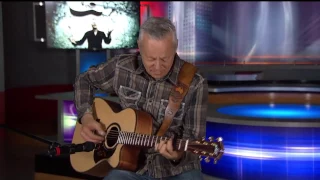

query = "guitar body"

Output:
[[70, 98, 153, 177]]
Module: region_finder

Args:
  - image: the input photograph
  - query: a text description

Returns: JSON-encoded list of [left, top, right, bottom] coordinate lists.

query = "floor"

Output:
[[0, 122, 55, 180]]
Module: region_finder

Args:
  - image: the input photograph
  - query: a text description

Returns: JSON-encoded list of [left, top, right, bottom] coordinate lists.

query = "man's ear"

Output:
[[137, 39, 143, 51], [137, 40, 140, 49]]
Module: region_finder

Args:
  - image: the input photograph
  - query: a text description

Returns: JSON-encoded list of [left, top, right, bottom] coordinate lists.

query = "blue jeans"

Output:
[[103, 169, 203, 180]]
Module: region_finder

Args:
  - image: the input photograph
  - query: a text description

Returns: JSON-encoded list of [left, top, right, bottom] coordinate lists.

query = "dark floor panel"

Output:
[[35, 154, 101, 180], [2, 128, 50, 180]]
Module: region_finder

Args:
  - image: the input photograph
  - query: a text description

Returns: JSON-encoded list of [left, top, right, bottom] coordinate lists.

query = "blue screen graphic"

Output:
[[80, 51, 107, 73], [217, 104, 320, 119], [201, 122, 320, 179]]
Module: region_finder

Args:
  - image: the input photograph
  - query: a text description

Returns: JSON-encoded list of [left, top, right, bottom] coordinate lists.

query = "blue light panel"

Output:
[[217, 104, 320, 119]]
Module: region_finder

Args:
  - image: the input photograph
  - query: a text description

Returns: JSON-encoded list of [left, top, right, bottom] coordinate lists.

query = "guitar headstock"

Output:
[[187, 136, 224, 164]]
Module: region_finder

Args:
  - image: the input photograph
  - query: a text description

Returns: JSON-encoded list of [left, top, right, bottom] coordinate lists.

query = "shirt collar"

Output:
[[134, 52, 181, 85]]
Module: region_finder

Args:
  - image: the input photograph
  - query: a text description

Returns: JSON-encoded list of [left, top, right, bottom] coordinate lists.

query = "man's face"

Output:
[[92, 23, 97, 30], [138, 32, 177, 80]]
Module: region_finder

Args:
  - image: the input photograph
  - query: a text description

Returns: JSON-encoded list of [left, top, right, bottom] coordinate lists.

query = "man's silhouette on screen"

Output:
[[70, 22, 113, 50]]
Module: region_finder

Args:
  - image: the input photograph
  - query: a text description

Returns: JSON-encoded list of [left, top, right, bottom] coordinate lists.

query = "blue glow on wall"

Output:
[[217, 104, 320, 119], [80, 50, 107, 73], [201, 122, 320, 180]]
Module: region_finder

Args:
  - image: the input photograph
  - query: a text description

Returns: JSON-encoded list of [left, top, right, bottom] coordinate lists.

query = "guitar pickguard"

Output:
[[93, 123, 120, 163], [93, 143, 115, 163]]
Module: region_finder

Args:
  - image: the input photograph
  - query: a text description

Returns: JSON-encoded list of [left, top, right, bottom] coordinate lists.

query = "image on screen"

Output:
[[45, 1, 140, 50]]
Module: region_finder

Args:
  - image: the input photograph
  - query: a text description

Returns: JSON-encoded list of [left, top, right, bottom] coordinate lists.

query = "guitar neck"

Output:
[[116, 131, 189, 151]]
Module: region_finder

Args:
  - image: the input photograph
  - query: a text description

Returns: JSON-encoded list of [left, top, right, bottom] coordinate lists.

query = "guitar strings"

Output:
[[91, 130, 220, 155], [104, 132, 185, 143], [92, 132, 217, 152], [94, 129, 189, 149], [99, 130, 213, 146], [97, 129, 181, 141]]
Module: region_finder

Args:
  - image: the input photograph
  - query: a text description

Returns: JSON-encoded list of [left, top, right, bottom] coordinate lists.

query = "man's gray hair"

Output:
[[139, 17, 178, 45]]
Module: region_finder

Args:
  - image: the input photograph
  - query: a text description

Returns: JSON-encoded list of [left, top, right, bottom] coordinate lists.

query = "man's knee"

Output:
[[103, 169, 139, 180]]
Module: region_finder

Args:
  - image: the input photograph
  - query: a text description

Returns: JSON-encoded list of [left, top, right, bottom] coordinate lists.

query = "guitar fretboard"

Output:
[[116, 131, 189, 151]]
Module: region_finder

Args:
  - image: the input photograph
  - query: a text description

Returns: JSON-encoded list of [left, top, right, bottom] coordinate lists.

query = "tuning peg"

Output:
[[202, 136, 205, 141], [199, 155, 203, 161], [201, 151, 206, 155], [208, 136, 214, 142], [205, 157, 210, 163], [193, 150, 199, 154]]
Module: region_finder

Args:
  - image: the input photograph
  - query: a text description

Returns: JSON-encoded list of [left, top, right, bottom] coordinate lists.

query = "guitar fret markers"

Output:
[[116, 131, 187, 150]]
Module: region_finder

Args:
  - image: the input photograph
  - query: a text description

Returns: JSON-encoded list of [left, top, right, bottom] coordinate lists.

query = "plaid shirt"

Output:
[[74, 52, 208, 178]]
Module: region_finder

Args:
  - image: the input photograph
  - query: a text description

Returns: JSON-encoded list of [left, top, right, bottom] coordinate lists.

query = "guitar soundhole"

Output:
[[105, 126, 119, 149]]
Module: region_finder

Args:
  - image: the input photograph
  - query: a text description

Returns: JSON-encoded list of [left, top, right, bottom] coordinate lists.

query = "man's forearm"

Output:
[[74, 74, 95, 121]]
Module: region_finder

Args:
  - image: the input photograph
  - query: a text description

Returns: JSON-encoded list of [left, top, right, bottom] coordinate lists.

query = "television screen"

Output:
[[45, 1, 140, 50]]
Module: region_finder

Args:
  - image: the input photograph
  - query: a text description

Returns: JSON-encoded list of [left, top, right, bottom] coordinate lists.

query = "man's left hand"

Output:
[[155, 137, 185, 161]]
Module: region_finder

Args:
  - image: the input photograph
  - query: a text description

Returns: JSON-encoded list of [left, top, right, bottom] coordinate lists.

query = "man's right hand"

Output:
[[107, 30, 113, 37], [69, 37, 76, 45], [80, 113, 105, 143]]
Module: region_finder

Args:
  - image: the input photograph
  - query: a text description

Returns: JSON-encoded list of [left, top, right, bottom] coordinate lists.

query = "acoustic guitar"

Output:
[[70, 98, 224, 177]]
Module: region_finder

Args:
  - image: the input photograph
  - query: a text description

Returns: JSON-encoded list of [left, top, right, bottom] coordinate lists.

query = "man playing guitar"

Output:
[[73, 17, 208, 179]]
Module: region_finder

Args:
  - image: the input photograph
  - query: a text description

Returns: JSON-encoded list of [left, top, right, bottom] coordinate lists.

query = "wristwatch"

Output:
[[171, 158, 181, 165]]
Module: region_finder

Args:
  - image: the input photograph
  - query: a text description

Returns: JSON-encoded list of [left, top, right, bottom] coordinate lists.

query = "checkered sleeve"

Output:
[[73, 57, 118, 121]]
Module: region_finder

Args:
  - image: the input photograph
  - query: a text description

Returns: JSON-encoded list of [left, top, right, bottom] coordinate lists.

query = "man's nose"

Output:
[[154, 60, 161, 70]]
